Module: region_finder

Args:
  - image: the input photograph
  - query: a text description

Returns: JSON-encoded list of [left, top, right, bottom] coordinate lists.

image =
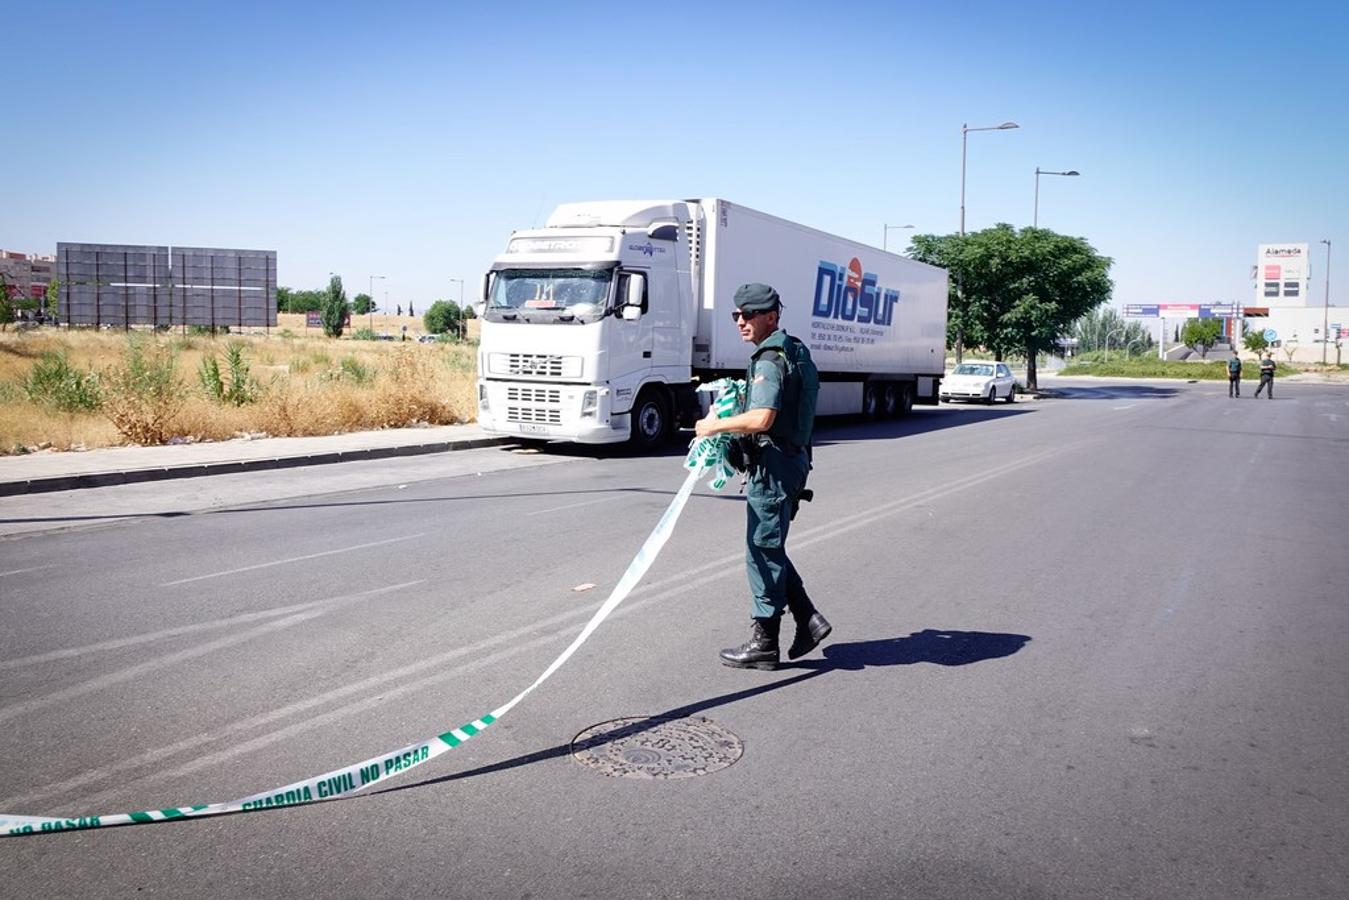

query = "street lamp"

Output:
[[958, 120, 1019, 362], [882, 224, 915, 252], [1321, 240, 1332, 365], [1103, 326, 1126, 362], [1033, 168, 1080, 228], [368, 274, 385, 330], [449, 277, 466, 339]]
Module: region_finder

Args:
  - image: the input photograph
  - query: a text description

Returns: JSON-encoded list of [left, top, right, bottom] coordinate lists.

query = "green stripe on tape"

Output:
[[160, 808, 185, 819], [460, 723, 478, 737], [438, 731, 461, 747], [129, 811, 153, 824], [481, 713, 496, 725]]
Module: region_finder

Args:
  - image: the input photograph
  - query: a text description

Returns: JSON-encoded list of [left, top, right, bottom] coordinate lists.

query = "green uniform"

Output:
[[743, 329, 818, 620]]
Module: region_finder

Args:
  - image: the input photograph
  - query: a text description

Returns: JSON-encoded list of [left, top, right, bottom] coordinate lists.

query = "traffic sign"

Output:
[[1263, 328, 1278, 341]]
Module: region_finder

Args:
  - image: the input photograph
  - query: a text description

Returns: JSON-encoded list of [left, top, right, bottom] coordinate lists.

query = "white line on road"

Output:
[[160, 535, 425, 586], [527, 496, 621, 516], [1, 441, 1086, 812], [0, 581, 424, 672], [1112, 404, 1136, 410], [0, 564, 57, 578]]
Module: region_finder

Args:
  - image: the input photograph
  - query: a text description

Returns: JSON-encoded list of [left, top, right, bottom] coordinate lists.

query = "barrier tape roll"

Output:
[[1, 379, 745, 838]]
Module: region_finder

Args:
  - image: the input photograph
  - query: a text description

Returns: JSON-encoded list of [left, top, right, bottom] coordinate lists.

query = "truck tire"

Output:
[[897, 383, 914, 416], [863, 383, 882, 420], [881, 383, 898, 418], [629, 387, 670, 449]]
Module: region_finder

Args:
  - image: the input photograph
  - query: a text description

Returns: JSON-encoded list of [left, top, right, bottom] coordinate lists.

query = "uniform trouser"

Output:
[[1229, 375, 1240, 397], [744, 445, 814, 621], [1255, 374, 1273, 398]]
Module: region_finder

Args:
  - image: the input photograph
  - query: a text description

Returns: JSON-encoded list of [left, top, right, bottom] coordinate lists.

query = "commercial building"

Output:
[[1243, 244, 1343, 363], [0, 250, 56, 311]]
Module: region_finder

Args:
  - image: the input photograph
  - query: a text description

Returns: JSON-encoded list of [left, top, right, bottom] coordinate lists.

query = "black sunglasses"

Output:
[[731, 309, 761, 322]]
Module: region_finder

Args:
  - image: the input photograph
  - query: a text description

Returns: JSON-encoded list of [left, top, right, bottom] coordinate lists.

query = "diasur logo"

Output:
[[812, 257, 900, 326], [627, 242, 664, 257]]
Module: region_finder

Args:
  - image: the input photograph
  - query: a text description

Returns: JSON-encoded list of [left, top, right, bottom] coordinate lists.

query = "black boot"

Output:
[[788, 611, 833, 660], [720, 618, 780, 670]]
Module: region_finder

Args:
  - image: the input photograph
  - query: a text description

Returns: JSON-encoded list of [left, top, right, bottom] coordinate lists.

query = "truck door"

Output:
[[610, 269, 655, 410]]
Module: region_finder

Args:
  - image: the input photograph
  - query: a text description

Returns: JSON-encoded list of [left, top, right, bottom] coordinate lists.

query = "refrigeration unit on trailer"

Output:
[[475, 199, 948, 447]]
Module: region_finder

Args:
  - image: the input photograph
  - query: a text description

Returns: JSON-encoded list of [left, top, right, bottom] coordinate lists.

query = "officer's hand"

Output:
[[694, 413, 720, 438]]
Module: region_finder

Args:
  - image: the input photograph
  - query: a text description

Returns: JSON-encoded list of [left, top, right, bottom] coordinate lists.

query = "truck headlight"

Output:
[[478, 383, 489, 411], [580, 390, 598, 418]]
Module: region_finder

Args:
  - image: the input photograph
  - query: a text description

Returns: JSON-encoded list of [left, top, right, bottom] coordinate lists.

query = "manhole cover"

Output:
[[570, 715, 743, 779]]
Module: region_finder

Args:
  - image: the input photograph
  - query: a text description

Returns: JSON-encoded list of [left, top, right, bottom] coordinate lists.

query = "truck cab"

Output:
[[476, 201, 698, 446]]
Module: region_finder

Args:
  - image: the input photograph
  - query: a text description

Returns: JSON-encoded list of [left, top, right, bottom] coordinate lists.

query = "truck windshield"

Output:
[[486, 268, 613, 323]]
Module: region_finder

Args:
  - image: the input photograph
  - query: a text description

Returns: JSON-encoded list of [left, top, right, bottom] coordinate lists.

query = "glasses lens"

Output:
[[732, 309, 757, 322]]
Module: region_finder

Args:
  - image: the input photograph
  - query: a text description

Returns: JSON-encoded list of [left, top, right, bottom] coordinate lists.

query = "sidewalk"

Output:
[[0, 425, 509, 497]]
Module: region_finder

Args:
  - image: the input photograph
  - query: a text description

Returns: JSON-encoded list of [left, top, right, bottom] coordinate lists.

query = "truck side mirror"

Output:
[[480, 272, 493, 303], [621, 273, 646, 321]]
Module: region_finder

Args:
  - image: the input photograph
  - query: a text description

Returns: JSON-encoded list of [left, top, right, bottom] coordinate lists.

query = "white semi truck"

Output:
[[474, 199, 948, 447]]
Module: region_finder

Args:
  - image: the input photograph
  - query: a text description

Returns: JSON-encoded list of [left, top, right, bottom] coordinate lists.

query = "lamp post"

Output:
[[882, 224, 915, 252], [368, 275, 385, 330], [1104, 326, 1126, 362], [958, 120, 1019, 362], [1033, 168, 1080, 228], [1321, 240, 1332, 365], [449, 277, 465, 339]]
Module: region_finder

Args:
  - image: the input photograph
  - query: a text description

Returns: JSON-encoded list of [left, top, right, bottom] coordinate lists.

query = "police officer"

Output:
[[694, 283, 832, 670], [1254, 352, 1276, 399], [1226, 350, 1242, 398]]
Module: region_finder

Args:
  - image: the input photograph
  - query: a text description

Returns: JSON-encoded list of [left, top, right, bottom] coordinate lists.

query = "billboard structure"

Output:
[[57, 243, 276, 328], [1256, 244, 1310, 306]]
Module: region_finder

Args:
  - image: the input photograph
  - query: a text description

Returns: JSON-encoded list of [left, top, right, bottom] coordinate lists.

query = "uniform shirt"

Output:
[[1260, 358, 1276, 376], [747, 342, 786, 413], [1227, 357, 1242, 375]]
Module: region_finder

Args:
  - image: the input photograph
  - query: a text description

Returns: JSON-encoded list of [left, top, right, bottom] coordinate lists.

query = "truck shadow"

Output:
[[366, 628, 1029, 798]]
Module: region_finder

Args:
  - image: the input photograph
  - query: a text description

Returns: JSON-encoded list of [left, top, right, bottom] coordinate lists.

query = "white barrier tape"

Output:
[[1, 380, 745, 838]]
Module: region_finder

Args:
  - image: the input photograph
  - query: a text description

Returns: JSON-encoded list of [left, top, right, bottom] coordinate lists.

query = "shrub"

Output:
[[101, 337, 185, 444], [24, 350, 103, 412], [188, 324, 230, 336], [423, 300, 462, 335], [198, 342, 261, 406], [350, 327, 378, 341]]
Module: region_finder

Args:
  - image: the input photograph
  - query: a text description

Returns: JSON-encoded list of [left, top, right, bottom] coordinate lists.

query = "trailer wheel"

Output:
[[881, 383, 898, 418], [629, 387, 670, 449], [897, 383, 914, 416], [862, 383, 881, 420]]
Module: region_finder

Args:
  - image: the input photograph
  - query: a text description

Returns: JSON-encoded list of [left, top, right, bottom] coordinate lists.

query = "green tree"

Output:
[[1072, 306, 1154, 354], [276, 286, 292, 313], [423, 299, 462, 335], [320, 275, 350, 338], [1242, 329, 1269, 355], [911, 225, 1113, 388], [45, 278, 59, 319], [0, 275, 14, 331], [353, 293, 375, 315], [1181, 317, 1223, 358], [906, 233, 974, 353]]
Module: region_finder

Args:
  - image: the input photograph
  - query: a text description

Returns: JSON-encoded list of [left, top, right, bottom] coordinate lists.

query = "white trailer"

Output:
[[475, 199, 948, 447]]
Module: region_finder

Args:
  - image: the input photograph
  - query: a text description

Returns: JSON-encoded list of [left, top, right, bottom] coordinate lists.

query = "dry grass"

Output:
[[0, 329, 477, 453]]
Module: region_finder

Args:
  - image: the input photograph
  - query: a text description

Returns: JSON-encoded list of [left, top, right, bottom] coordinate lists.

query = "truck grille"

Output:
[[505, 387, 561, 404], [506, 354, 565, 377], [505, 406, 562, 425]]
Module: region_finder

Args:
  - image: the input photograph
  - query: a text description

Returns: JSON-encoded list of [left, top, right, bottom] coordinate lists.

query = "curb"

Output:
[[0, 436, 513, 498]]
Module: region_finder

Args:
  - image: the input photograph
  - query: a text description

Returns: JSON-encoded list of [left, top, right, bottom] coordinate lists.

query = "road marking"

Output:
[[160, 535, 425, 586], [527, 496, 620, 516], [1112, 404, 1136, 410], [1, 443, 1084, 811], [0, 565, 57, 578], [0, 582, 423, 672]]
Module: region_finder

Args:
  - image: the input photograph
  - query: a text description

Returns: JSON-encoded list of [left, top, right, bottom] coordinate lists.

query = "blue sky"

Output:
[[5, 0, 1346, 312]]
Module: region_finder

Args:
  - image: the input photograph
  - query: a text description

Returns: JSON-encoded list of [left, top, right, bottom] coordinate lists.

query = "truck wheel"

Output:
[[897, 384, 914, 416], [629, 388, 670, 449], [862, 384, 881, 420], [881, 383, 898, 418]]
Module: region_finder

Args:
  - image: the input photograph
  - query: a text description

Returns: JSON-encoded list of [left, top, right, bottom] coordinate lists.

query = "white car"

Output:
[[940, 362, 1016, 404]]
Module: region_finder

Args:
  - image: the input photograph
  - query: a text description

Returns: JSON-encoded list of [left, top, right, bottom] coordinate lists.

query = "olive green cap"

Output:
[[733, 283, 780, 312]]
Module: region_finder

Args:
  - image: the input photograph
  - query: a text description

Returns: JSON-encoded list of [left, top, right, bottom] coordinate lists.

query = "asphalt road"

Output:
[[2, 380, 1347, 899]]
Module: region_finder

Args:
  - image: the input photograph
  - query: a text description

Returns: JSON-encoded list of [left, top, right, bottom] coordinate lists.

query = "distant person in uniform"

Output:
[[1226, 350, 1243, 398], [695, 283, 831, 670], [1254, 352, 1276, 399]]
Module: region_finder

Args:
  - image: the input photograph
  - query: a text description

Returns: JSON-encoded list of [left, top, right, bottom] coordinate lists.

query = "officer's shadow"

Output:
[[370, 628, 1029, 799]]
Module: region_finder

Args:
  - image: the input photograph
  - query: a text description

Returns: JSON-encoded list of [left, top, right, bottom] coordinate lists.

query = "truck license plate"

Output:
[[519, 424, 548, 435]]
